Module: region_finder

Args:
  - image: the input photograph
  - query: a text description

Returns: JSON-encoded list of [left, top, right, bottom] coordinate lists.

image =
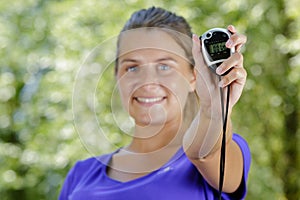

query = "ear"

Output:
[[188, 69, 196, 92]]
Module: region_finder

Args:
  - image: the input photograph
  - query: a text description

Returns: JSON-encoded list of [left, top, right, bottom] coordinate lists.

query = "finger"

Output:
[[216, 53, 244, 75], [227, 25, 237, 34], [192, 33, 220, 90], [218, 67, 247, 88], [192, 34, 200, 55], [192, 33, 203, 66], [226, 33, 247, 52], [192, 34, 212, 77]]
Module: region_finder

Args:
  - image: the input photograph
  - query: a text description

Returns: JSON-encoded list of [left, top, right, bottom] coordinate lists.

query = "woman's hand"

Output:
[[184, 26, 247, 193], [186, 24, 247, 159], [192, 25, 247, 111]]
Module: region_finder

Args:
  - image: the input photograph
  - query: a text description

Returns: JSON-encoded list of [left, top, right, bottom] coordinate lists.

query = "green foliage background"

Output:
[[0, 0, 299, 199]]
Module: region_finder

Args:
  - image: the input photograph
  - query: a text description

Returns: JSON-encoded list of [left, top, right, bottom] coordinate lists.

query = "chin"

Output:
[[134, 116, 168, 127]]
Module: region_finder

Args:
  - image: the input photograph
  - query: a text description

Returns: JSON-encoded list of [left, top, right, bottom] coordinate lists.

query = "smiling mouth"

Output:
[[134, 97, 166, 104]]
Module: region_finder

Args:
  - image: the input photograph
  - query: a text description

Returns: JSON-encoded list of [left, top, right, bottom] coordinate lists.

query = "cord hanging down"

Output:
[[218, 75, 230, 200]]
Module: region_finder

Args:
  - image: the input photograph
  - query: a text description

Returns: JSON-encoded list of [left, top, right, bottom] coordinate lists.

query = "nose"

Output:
[[138, 64, 161, 90], [140, 64, 159, 84]]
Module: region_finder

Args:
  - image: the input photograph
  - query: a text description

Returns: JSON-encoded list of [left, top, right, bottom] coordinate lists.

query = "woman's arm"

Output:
[[183, 25, 247, 193], [183, 111, 243, 193]]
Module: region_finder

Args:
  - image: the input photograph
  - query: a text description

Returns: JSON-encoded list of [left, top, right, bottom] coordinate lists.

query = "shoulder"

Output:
[[62, 152, 114, 188], [73, 156, 100, 169], [74, 154, 108, 168], [59, 151, 115, 200], [70, 152, 113, 177], [232, 133, 251, 179], [232, 133, 249, 149], [223, 133, 251, 199], [232, 133, 251, 166]]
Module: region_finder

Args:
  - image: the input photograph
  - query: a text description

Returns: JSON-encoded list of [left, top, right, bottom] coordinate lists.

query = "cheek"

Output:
[[117, 79, 134, 111], [163, 76, 190, 108]]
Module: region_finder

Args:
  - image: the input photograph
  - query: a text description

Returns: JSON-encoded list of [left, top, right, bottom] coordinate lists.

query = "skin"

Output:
[[108, 25, 247, 193]]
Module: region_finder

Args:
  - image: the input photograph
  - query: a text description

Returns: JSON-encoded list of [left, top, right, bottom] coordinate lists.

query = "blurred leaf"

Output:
[[0, 0, 299, 199]]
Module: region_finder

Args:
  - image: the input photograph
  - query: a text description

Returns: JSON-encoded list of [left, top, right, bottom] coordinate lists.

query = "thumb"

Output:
[[192, 34, 206, 70]]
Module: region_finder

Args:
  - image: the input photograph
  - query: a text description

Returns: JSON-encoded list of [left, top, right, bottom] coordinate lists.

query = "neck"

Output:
[[126, 119, 185, 153]]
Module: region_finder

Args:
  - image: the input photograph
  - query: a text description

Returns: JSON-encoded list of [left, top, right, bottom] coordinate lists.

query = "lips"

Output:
[[134, 96, 166, 105]]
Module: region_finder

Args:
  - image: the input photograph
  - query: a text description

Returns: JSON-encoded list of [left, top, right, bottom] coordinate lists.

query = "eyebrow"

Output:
[[155, 57, 178, 64], [120, 57, 178, 64], [120, 58, 139, 64]]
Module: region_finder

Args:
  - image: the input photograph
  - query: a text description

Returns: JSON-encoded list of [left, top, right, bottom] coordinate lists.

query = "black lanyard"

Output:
[[218, 76, 230, 200]]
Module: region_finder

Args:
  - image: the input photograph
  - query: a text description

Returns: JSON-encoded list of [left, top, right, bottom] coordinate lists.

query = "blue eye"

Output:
[[158, 64, 170, 71], [127, 66, 138, 72]]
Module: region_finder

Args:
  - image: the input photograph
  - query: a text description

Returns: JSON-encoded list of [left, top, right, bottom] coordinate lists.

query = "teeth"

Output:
[[136, 97, 164, 103]]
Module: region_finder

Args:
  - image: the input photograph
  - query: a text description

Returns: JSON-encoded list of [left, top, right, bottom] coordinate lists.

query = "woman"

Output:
[[59, 7, 250, 200]]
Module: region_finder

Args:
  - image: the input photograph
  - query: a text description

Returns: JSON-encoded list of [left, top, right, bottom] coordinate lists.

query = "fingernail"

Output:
[[192, 34, 198, 41], [216, 67, 222, 75], [228, 25, 235, 31]]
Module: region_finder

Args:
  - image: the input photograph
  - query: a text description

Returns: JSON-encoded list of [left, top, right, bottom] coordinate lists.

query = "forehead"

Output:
[[118, 28, 187, 59]]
